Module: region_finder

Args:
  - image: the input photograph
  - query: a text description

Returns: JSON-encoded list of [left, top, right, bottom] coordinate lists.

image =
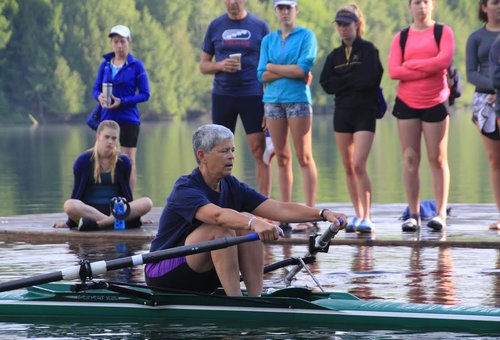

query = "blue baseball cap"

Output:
[[274, 0, 297, 7]]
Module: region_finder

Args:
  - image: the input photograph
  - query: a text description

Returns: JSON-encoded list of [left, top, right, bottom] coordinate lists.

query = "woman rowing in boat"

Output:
[[145, 124, 347, 297], [53, 120, 152, 231]]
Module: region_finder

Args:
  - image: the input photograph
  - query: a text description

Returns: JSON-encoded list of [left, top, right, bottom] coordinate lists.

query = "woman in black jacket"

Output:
[[320, 3, 383, 234]]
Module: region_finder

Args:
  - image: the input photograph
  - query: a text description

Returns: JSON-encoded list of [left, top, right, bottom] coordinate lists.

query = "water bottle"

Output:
[[102, 83, 113, 107], [102, 65, 112, 107], [113, 197, 126, 230]]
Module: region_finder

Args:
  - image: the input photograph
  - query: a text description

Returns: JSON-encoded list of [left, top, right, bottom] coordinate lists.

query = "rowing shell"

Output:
[[0, 283, 498, 334]]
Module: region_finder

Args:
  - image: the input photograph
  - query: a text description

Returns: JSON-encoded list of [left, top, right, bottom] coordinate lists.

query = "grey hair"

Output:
[[192, 124, 234, 164]]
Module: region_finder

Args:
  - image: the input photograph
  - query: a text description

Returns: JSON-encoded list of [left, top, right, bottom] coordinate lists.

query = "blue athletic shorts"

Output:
[[392, 97, 448, 123], [212, 94, 264, 134], [264, 103, 312, 120]]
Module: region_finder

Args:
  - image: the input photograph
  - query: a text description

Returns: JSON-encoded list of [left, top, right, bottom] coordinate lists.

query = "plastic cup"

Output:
[[229, 53, 242, 70]]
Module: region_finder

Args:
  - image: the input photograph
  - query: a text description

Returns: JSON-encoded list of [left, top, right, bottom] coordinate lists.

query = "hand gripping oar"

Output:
[[0, 233, 260, 293], [284, 218, 344, 288]]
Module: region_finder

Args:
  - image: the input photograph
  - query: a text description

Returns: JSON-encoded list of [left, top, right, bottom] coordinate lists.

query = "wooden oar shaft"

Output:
[[0, 233, 260, 292]]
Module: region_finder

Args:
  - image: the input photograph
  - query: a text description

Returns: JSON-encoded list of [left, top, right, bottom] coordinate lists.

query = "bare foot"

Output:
[[53, 222, 69, 228], [489, 220, 500, 230], [142, 219, 154, 225]]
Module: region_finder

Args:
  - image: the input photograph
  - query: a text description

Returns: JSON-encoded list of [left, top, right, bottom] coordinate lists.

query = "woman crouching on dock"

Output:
[[53, 120, 152, 231]]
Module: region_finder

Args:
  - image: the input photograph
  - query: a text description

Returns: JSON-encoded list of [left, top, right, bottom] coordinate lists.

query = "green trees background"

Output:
[[0, 0, 481, 123]]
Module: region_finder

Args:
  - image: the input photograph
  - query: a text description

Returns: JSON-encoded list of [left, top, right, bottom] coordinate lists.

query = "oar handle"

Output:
[[314, 218, 343, 250]]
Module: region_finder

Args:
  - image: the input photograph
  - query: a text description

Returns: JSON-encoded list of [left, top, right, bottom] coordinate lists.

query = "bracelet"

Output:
[[247, 216, 256, 230], [319, 209, 329, 221]]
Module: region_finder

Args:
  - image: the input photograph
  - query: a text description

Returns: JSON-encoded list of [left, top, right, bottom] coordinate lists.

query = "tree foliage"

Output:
[[0, 0, 486, 122]]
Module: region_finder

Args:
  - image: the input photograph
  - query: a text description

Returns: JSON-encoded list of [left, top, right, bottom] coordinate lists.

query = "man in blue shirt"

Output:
[[145, 124, 347, 296], [200, 0, 272, 197]]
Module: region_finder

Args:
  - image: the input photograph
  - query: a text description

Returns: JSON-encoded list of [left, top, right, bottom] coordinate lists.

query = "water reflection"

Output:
[[494, 250, 500, 307], [433, 247, 457, 305], [1, 321, 480, 339], [407, 247, 427, 304], [0, 112, 495, 216], [348, 246, 375, 300], [66, 240, 148, 283], [405, 247, 457, 305]]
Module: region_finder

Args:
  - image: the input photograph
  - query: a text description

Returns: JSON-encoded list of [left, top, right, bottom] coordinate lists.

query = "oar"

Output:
[[0, 233, 260, 293]]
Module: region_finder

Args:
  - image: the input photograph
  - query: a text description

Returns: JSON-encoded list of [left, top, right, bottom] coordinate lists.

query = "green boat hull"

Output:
[[0, 284, 498, 334]]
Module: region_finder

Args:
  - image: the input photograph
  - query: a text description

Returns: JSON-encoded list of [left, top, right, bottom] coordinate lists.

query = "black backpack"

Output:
[[399, 24, 462, 106]]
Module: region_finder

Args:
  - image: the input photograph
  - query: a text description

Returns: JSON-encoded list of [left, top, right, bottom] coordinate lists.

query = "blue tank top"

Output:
[[83, 172, 120, 205]]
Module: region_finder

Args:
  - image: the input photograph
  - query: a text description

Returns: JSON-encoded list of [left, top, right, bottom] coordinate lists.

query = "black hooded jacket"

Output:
[[320, 36, 383, 111]]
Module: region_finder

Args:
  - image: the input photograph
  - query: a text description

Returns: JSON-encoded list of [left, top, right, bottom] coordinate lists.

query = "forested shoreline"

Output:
[[0, 0, 479, 123]]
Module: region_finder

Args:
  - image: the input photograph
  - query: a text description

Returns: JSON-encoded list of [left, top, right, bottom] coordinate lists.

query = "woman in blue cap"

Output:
[[319, 4, 383, 234]]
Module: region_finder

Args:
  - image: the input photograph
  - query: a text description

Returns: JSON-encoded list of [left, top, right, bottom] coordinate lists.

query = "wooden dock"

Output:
[[0, 203, 499, 248]]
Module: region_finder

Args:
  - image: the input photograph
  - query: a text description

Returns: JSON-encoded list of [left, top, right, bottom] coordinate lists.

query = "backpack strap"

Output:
[[433, 23, 444, 49], [400, 23, 444, 59], [399, 27, 410, 61]]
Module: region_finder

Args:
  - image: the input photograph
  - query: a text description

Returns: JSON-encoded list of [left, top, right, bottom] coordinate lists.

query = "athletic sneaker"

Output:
[[263, 132, 275, 165], [355, 219, 374, 234], [427, 215, 446, 231], [402, 215, 420, 232], [78, 217, 99, 231], [345, 217, 361, 233]]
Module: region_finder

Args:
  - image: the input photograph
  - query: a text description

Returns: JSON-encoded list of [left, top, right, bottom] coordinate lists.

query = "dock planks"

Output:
[[0, 203, 498, 248]]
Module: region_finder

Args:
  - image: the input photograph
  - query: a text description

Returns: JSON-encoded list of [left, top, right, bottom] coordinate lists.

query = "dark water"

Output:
[[0, 240, 499, 339], [1, 323, 498, 339]]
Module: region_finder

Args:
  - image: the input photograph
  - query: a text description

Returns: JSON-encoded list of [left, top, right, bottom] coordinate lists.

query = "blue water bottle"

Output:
[[112, 197, 126, 230]]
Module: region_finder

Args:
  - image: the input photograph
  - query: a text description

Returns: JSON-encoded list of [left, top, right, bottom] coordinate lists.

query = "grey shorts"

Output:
[[264, 103, 312, 120]]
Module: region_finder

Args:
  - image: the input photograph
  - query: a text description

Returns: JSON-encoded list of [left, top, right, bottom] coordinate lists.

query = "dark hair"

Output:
[[478, 0, 489, 23]]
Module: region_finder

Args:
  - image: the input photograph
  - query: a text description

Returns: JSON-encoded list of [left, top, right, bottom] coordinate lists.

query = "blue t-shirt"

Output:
[[202, 13, 269, 96], [150, 168, 268, 251]]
